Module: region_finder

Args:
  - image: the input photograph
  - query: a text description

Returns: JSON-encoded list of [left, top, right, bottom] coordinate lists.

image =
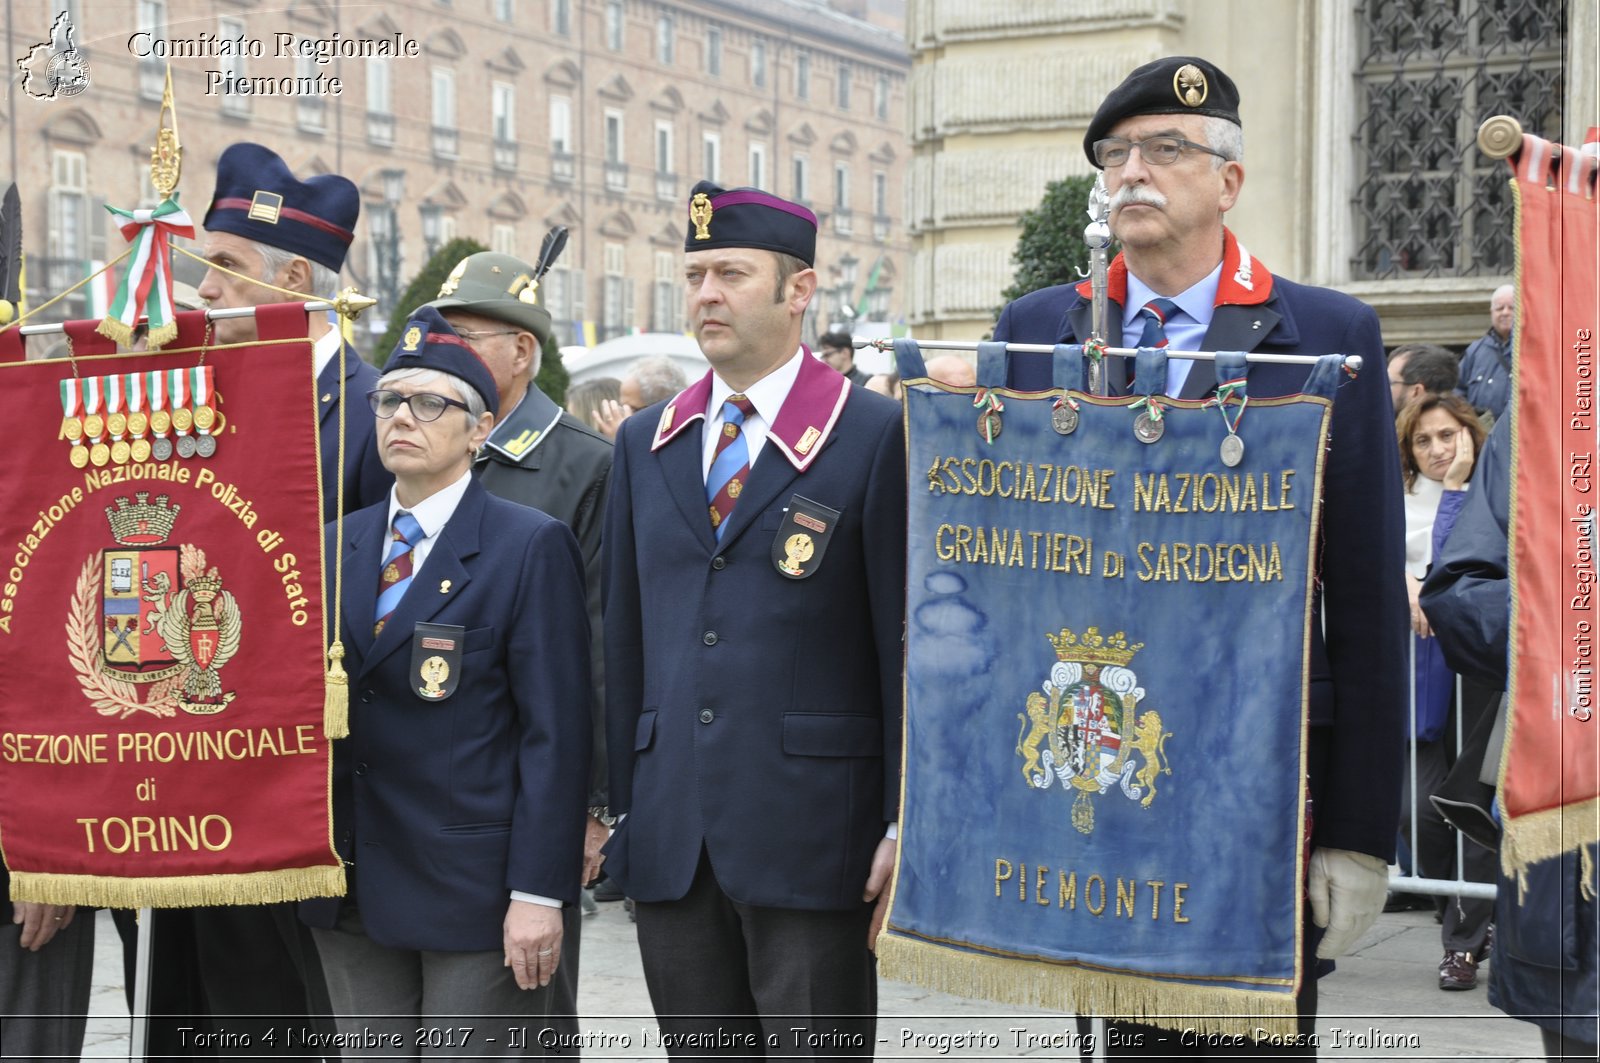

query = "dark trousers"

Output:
[[113, 907, 218, 1059], [634, 849, 876, 1059], [1076, 976, 1318, 1058]]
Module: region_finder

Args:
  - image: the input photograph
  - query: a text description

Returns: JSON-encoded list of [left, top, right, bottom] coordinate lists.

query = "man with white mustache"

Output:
[[994, 56, 1407, 1057]]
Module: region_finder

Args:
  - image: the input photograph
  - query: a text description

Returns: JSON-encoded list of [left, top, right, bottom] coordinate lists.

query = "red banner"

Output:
[[0, 308, 343, 906], [1505, 131, 1600, 871]]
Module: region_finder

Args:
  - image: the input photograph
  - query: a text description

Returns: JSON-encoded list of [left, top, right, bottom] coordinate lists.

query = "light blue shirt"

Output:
[[1123, 263, 1223, 396]]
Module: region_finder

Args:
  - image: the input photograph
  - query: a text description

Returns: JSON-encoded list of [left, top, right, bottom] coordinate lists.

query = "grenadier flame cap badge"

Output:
[[1082, 56, 1242, 169], [683, 181, 818, 267]]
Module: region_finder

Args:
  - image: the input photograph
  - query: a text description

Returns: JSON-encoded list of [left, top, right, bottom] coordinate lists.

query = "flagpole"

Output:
[[8, 294, 376, 338]]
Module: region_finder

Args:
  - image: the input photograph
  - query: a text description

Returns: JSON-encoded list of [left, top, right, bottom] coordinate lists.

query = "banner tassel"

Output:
[[324, 639, 349, 739]]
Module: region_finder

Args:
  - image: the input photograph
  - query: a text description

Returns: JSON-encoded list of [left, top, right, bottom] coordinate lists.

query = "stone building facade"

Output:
[[906, 0, 1592, 347], [2, 0, 910, 349]]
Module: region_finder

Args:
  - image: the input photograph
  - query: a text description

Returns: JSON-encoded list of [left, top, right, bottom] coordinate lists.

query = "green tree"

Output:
[[999, 175, 1102, 308], [373, 236, 487, 365], [535, 333, 570, 408]]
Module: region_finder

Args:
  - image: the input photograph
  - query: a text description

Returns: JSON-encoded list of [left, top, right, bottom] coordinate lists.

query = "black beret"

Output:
[[384, 306, 500, 418], [203, 143, 359, 272], [1083, 57, 1241, 169], [684, 181, 817, 267]]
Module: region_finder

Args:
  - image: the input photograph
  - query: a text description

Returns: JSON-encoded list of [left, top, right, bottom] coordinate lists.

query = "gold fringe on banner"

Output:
[[876, 933, 1300, 1040], [324, 639, 350, 739], [1499, 796, 1600, 876], [8, 864, 345, 909]]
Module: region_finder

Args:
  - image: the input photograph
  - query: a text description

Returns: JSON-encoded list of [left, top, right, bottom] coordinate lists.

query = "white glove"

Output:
[[1307, 847, 1390, 959]]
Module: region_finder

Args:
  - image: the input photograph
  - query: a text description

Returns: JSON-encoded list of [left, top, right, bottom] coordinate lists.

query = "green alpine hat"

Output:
[[424, 251, 553, 345]]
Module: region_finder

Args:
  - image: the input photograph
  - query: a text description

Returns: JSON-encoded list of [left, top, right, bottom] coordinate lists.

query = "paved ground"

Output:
[[76, 901, 1549, 1060]]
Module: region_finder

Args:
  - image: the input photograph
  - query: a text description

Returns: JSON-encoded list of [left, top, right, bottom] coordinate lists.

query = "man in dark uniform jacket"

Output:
[[603, 182, 905, 1054], [426, 251, 612, 1048], [993, 57, 1406, 1055], [163, 142, 391, 1057]]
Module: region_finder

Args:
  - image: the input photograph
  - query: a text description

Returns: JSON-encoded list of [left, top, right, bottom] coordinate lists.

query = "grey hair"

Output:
[[627, 356, 689, 406], [1200, 116, 1244, 167], [377, 367, 488, 427], [252, 239, 340, 298]]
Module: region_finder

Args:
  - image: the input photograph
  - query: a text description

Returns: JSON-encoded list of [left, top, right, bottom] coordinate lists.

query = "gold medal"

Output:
[[107, 412, 128, 436], [111, 440, 131, 465], [83, 414, 105, 439], [194, 404, 216, 431], [172, 408, 194, 433], [150, 410, 172, 434], [69, 445, 90, 469], [130, 439, 152, 463], [127, 412, 149, 436], [90, 443, 110, 467], [61, 416, 83, 441]]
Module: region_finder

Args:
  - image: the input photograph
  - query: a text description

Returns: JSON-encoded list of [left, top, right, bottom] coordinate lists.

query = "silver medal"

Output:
[[176, 435, 197, 459], [1051, 404, 1079, 435], [976, 409, 1003, 442], [1133, 411, 1164, 444], [196, 434, 218, 458], [1220, 433, 1245, 467], [152, 437, 174, 461]]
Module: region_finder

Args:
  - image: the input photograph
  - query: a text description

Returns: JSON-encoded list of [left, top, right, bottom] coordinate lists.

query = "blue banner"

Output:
[[879, 343, 1343, 1035]]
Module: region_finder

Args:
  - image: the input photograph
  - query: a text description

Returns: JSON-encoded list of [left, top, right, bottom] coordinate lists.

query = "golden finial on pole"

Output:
[[1477, 115, 1524, 161], [150, 65, 182, 198], [332, 287, 378, 321]]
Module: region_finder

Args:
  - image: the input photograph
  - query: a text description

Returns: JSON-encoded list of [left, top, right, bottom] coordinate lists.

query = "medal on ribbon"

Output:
[[190, 365, 218, 458], [105, 374, 131, 466], [126, 372, 152, 464], [82, 376, 110, 467], [167, 367, 194, 459], [147, 369, 174, 461], [60, 378, 87, 468]]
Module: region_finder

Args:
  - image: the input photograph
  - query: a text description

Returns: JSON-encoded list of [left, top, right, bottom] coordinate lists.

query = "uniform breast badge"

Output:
[[771, 495, 841, 580], [1016, 627, 1172, 835], [411, 622, 464, 701]]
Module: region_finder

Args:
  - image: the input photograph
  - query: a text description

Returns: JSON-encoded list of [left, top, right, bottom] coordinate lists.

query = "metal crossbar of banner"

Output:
[[858, 337, 1365, 374], [7, 298, 350, 337]]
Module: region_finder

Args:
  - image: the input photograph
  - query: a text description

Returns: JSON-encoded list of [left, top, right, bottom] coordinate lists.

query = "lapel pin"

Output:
[[321, 393, 332, 403], [439, 580, 452, 594], [1251, 320, 1262, 330]]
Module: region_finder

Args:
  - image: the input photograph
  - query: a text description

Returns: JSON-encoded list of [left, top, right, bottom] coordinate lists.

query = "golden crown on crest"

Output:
[[104, 493, 180, 546], [1047, 626, 1143, 667]]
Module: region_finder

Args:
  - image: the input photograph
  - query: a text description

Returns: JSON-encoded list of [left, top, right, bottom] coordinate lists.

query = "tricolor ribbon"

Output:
[[147, 370, 168, 436], [167, 368, 190, 436], [96, 196, 196, 350], [126, 373, 147, 436], [1207, 376, 1249, 434], [83, 376, 104, 441], [60, 378, 83, 447], [1082, 337, 1109, 365], [1131, 395, 1165, 423], [105, 374, 126, 439], [190, 365, 213, 433]]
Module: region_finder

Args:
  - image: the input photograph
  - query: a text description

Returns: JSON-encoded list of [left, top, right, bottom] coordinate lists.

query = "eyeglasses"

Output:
[[454, 329, 519, 342], [1093, 135, 1228, 168], [367, 389, 471, 422]]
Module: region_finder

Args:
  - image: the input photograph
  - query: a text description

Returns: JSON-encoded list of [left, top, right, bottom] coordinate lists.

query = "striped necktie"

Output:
[[374, 510, 422, 637], [706, 394, 757, 540], [1136, 297, 1180, 348]]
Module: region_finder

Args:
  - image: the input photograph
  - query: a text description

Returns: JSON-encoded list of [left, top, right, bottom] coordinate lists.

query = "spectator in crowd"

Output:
[[598, 356, 690, 438], [1389, 343, 1460, 416], [818, 329, 871, 386], [302, 307, 590, 1053], [1457, 285, 1515, 424], [1421, 416, 1599, 1058], [568, 377, 623, 435], [1395, 392, 1497, 991]]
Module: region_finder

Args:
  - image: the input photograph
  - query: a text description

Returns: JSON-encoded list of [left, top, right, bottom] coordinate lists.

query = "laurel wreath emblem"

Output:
[[67, 552, 180, 718]]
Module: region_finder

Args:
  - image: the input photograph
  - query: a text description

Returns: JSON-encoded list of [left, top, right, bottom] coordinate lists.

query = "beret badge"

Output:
[[689, 192, 714, 241], [438, 258, 469, 298], [403, 326, 422, 352], [1173, 63, 1208, 108]]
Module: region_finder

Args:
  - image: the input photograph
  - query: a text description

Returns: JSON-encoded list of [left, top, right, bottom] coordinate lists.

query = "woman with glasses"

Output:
[[300, 306, 590, 1057]]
